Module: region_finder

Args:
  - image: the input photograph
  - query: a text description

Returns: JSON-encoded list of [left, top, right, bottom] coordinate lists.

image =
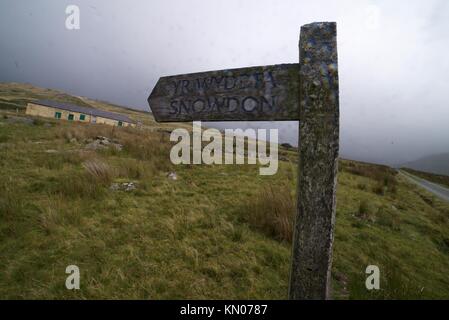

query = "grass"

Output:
[[82, 159, 114, 185], [0, 84, 449, 299], [242, 183, 295, 243]]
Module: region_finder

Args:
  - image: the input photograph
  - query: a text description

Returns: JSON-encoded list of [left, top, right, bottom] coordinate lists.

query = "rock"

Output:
[[110, 183, 120, 191], [122, 182, 136, 191], [45, 149, 58, 153], [86, 140, 106, 150], [86, 136, 122, 151], [110, 181, 137, 191], [167, 172, 178, 180]]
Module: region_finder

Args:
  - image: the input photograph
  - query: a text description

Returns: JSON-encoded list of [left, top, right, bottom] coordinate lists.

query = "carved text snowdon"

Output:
[[148, 64, 299, 122], [168, 71, 278, 116]]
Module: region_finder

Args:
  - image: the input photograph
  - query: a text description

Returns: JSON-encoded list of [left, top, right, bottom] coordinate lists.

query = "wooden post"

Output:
[[289, 22, 340, 299]]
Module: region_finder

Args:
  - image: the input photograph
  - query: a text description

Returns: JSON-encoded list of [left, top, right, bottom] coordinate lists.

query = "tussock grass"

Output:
[[55, 123, 116, 142], [375, 207, 401, 231], [120, 131, 172, 172], [37, 196, 82, 234], [53, 122, 173, 175], [55, 172, 105, 199], [356, 199, 373, 219], [243, 184, 295, 242], [117, 159, 151, 180], [0, 178, 24, 221], [82, 159, 114, 185], [34, 150, 86, 170]]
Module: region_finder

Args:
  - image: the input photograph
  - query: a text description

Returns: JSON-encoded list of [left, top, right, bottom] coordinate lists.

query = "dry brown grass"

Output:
[[54, 123, 114, 142], [55, 122, 173, 173], [45, 158, 114, 199], [340, 160, 396, 180], [82, 158, 114, 185], [355, 199, 376, 222], [341, 160, 398, 195], [117, 159, 150, 180], [0, 177, 24, 222], [243, 184, 296, 242]]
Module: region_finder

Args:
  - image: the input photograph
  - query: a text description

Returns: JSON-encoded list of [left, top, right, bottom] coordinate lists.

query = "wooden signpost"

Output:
[[148, 22, 339, 300], [148, 64, 299, 122]]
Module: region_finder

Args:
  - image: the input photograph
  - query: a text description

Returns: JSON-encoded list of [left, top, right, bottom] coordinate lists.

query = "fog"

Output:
[[1, 0, 448, 165]]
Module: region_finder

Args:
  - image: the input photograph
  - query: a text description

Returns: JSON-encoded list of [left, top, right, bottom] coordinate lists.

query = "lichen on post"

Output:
[[289, 22, 340, 300]]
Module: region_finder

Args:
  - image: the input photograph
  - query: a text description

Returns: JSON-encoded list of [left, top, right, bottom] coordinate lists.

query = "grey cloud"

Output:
[[0, 0, 448, 165]]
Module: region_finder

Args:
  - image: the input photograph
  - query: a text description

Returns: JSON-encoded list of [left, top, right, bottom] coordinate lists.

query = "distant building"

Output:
[[25, 100, 136, 127]]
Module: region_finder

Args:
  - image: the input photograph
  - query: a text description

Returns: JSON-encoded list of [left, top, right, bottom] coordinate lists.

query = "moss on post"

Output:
[[289, 22, 340, 300]]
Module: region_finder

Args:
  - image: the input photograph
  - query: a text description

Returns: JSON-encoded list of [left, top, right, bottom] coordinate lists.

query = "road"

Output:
[[399, 170, 449, 203]]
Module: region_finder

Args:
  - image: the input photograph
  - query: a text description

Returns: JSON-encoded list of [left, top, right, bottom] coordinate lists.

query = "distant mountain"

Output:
[[399, 153, 449, 176]]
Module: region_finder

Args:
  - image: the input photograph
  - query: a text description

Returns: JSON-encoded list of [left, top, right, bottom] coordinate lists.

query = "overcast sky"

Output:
[[1, 0, 448, 165]]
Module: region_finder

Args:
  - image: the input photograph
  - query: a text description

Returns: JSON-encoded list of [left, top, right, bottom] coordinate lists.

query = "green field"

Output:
[[0, 83, 448, 299]]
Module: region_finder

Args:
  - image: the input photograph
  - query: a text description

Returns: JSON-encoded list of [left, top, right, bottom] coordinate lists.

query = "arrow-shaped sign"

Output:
[[148, 63, 299, 122]]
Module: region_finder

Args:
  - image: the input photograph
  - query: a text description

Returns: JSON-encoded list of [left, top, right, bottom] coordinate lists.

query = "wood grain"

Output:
[[148, 64, 299, 122]]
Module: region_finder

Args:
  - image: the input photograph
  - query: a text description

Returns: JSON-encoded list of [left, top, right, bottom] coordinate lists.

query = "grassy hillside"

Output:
[[402, 167, 449, 189], [0, 82, 93, 110], [0, 84, 449, 299], [0, 82, 189, 133]]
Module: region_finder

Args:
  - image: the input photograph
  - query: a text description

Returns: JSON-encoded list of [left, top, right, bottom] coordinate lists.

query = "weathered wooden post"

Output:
[[289, 22, 339, 299], [148, 21, 339, 300]]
